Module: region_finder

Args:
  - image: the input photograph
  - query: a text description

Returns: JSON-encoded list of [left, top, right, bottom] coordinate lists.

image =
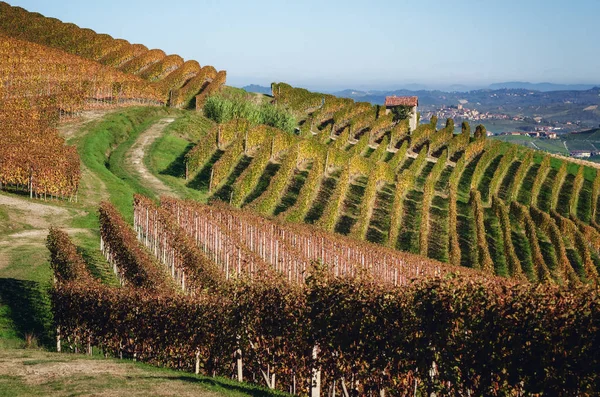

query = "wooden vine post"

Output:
[[311, 345, 321, 397]]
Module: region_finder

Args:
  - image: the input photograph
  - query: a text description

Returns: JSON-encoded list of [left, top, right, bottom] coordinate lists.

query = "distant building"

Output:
[[570, 150, 592, 158], [385, 96, 418, 131]]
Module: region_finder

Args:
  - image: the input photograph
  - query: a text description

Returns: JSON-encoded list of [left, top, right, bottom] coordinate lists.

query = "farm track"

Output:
[[126, 118, 178, 197]]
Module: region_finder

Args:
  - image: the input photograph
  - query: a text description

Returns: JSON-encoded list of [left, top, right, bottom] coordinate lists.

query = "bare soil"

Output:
[[57, 110, 114, 141]]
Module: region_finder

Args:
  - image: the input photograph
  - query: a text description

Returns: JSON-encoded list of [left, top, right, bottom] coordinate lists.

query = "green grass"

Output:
[[492, 135, 568, 155], [146, 114, 214, 201], [0, 245, 53, 349], [74, 107, 173, 221]]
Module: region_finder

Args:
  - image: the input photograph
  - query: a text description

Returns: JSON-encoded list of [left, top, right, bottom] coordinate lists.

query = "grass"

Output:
[[0, 349, 288, 397], [477, 155, 502, 202], [74, 107, 173, 221], [576, 178, 593, 223], [484, 208, 507, 276], [492, 135, 568, 155], [516, 164, 540, 205], [0, 244, 53, 349], [147, 112, 215, 201], [456, 201, 477, 268]]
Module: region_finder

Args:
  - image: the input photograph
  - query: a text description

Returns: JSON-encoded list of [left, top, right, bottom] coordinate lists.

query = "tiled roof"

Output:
[[384, 96, 418, 107]]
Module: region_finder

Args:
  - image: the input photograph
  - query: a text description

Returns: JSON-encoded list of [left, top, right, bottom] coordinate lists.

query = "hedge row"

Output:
[[284, 155, 326, 223], [252, 145, 300, 215], [317, 166, 351, 232], [469, 190, 494, 273], [230, 137, 272, 207], [550, 162, 568, 210], [508, 151, 534, 201], [492, 196, 525, 279], [139, 54, 183, 82], [488, 146, 517, 199], [170, 66, 217, 108], [350, 162, 394, 240], [510, 201, 552, 283], [570, 166, 585, 217], [98, 201, 174, 292], [209, 135, 245, 192], [530, 155, 551, 207]]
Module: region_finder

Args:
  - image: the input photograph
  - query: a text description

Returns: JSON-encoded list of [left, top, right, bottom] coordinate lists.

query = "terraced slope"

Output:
[[0, 1, 226, 108], [175, 84, 600, 284]]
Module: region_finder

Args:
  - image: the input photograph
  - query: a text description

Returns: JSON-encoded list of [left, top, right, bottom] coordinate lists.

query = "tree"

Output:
[[461, 121, 471, 136], [430, 115, 438, 129], [474, 124, 487, 140], [390, 105, 411, 122], [445, 118, 454, 131]]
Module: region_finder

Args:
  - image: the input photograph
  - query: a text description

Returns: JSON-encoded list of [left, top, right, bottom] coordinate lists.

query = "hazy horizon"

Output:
[[7, 0, 600, 91]]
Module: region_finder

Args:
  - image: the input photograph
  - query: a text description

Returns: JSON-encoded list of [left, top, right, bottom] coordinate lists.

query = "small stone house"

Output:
[[384, 96, 419, 131]]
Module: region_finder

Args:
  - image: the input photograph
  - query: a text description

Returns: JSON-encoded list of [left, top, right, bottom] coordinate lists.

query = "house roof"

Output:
[[385, 96, 418, 107]]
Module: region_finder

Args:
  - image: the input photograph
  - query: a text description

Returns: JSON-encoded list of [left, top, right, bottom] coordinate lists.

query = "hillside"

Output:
[[0, 1, 226, 108], [2, 3, 600, 396], [173, 83, 600, 284]]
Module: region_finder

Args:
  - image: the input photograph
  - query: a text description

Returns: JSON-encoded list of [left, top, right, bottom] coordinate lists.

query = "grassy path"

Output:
[[126, 117, 177, 197]]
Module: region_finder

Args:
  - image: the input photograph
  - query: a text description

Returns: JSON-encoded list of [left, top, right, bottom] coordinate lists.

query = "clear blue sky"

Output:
[[8, 0, 600, 90]]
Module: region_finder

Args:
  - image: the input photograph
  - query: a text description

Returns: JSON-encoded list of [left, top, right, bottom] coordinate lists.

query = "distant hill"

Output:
[[242, 84, 272, 95], [563, 128, 600, 141], [488, 82, 600, 92]]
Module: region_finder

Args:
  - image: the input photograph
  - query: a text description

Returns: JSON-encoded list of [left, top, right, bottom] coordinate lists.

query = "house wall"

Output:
[[409, 106, 417, 131]]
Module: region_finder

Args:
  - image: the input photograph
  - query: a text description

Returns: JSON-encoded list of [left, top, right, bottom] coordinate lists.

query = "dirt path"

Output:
[[0, 194, 83, 230], [0, 193, 91, 270], [58, 110, 113, 141], [126, 118, 177, 197]]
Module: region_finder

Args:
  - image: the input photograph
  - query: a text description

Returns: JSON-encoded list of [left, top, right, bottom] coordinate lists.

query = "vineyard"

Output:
[[175, 83, 600, 284], [0, 1, 227, 108], [2, 1, 600, 395], [0, 2, 226, 200], [47, 198, 600, 395]]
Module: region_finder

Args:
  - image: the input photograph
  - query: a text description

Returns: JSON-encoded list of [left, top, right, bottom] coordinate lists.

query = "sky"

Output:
[[7, 0, 600, 91]]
